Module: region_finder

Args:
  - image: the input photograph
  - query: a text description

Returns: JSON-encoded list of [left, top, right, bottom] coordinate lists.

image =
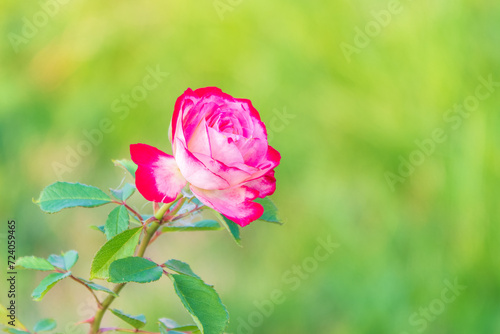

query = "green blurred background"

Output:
[[1, 0, 500, 333]]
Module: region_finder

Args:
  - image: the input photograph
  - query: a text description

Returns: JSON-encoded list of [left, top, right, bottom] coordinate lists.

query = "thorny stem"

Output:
[[88, 198, 181, 334]]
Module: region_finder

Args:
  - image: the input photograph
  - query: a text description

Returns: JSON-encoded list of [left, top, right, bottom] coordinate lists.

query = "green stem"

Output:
[[136, 221, 161, 257], [89, 284, 126, 334], [89, 200, 178, 334], [168, 197, 187, 218], [154, 201, 173, 221]]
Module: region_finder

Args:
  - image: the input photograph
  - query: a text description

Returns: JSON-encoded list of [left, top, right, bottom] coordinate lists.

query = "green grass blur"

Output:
[[1, 0, 500, 333]]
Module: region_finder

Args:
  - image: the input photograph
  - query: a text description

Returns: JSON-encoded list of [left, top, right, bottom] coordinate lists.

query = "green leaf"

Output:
[[32, 272, 71, 301], [113, 159, 138, 177], [172, 326, 199, 332], [109, 257, 163, 284], [35, 182, 112, 213], [162, 220, 222, 233], [104, 206, 130, 240], [170, 274, 229, 334], [62, 250, 79, 270], [217, 215, 241, 246], [110, 309, 146, 329], [158, 318, 179, 329], [255, 197, 282, 224], [77, 278, 118, 297], [164, 259, 200, 279], [47, 250, 79, 270], [90, 225, 106, 234], [15, 256, 55, 271], [90, 227, 142, 280], [33, 318, 56, 332], [158, 318, 199, 334], [47, 255, 64, 270], [110, 183, 136, 201]]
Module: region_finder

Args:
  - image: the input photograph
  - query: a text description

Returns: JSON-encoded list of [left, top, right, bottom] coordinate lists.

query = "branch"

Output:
[[168, 205, 205, 223], [88, 199, 180, 334], [122, 202, 144, 223], [69, 275, 102, 307]]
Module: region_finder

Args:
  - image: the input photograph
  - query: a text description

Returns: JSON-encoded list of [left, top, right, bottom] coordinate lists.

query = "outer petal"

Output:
[[190, 185, 264, 227], [130, 144, 186, 203], [257, 145, 281, 171], [238, 145, 282, 182], [243, 170, 276, 198], [233, 97, 262, 122]]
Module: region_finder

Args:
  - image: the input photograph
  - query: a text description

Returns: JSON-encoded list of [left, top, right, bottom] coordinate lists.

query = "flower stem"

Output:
[[88, 200, 178, 334], [136, 221, 161, 257]]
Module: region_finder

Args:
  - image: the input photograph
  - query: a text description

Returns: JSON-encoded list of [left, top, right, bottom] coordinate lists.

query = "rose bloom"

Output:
[[130, 87, 281, 226]]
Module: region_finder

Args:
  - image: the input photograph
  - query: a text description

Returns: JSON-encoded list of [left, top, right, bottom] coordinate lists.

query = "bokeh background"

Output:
[[1, 0, 500, 333]]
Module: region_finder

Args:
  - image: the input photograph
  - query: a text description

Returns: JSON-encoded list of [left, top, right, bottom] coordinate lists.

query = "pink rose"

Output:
[[130, 87, 281, 226]]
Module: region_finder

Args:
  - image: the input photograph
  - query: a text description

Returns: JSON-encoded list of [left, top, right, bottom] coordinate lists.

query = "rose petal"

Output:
[[130, 144, 186, 203], [244, 170, 276, 198], [206, 126, 244, 166], [187, 119, 212, 157], [192, 151, 252, 186], [174, 138, 230, 190], [236, 145, 281, 182], [257, 145, 281, 171], [184, 101, 219, 143], [171, 87, 227, 143], [233, 98, 262, 121], [236, 137, 268, 167], [190, 185, 264, 227]]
